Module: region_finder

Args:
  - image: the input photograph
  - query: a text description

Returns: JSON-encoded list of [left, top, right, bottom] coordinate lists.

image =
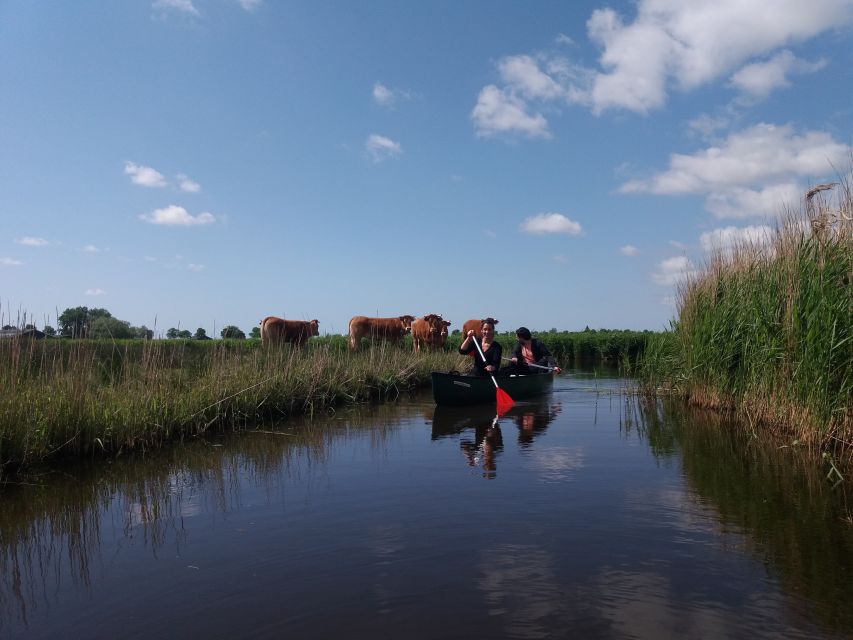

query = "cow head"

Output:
[[440, 320, 451, 340], [309, 319, 320, 336], [399, 315, 416, 334]]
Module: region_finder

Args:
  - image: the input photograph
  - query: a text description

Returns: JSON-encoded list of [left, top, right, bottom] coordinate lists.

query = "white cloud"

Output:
[[619, 244, 639, 256], [365, 134, 402, 162], [1, 257, 23, 266], [371, 82, 414, 108], [177, 173, 201, 193], [153, 0, 199, 15], [730, 50, 827, 101], [471, 85, 550, 139], [187, 263, 205, 272], [669, 240, 688, 250], [499, 55, 564, 100], [555, 33, 574, 46], [552, 255, 568, 263], [484, 229, 497, 239], [15, 236, 49, 246], [82, 244, 101, 253], [237, 0, 262, 11], [620, 123, 846, 218], [124, 161, 167, 188], [704, 183, 803, 219], [652, 256, 697, 286], [139, 205, 216, 226], [84, 288, 107, 296], [472, 0, 851, 122], [520, 213, 582, 235], [699, 225, 774, 253], [687, 113, 731, 139]]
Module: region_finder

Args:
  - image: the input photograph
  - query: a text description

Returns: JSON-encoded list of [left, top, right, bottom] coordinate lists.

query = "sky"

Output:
[[2, 0, 852, 337]]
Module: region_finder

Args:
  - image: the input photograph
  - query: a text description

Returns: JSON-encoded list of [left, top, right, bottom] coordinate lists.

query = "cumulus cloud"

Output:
[[620, 123, 846, 218], [1, 257, 23, 266], [124, 161, 167, 188], [15, 236, 49, 246], [520, 213, 582, 235], [699, 225, 774, 253], [153, 0, 199, 15], [177, 173, 201, 193], [84, 288, 107, 296], [652, 256, 697, 286], [365, 134, 402, 162], [471, 0, 850, 125], [139, 205, 216, 226], [730, 50, 827, 101], [619, 245, 639, 256], [471, 85, 550, 139], [82, 244, 102, 253]]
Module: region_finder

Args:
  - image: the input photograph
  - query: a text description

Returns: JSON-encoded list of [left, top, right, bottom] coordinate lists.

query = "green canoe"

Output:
[[431, 371, 554, 407]]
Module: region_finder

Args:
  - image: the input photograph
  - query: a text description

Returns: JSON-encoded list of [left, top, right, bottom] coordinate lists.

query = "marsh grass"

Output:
[[0, 337, 465, 475], [639, 176, 852, 456]]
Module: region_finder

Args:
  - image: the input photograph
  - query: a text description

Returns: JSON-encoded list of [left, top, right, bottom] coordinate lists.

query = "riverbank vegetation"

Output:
[[0, 338, 461, 476], [638, 180, 852, 460]]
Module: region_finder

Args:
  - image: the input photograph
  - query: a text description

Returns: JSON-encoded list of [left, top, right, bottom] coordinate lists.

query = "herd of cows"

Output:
[[259, 315, 499, 352]]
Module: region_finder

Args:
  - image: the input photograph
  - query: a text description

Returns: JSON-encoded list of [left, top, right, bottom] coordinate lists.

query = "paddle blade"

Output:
[[496, 388, 515, 415]]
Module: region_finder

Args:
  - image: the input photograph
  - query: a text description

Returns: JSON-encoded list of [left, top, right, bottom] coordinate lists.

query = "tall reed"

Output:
[[639, 177, 853, 452], [0, 338, 464, 475]]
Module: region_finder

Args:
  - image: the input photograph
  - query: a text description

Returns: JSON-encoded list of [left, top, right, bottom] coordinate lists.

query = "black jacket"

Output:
[[510, 338, 554, 367], [459, 338, 503, 376]]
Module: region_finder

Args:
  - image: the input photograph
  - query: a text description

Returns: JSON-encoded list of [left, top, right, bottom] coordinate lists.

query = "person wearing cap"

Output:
[[508, 327, 561, 374]]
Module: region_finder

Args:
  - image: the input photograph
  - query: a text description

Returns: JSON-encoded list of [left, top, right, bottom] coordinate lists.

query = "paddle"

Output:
[[501, 357, 561, 373], [469, 334, 514, 414]]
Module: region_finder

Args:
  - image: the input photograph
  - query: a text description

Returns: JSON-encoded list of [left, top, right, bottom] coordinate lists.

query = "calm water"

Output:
[[2, 369, 852, 639]]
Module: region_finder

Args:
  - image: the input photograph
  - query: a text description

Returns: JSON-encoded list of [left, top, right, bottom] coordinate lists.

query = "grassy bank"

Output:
[[0, 338, 463, 476], [638, 180, 852, 455]]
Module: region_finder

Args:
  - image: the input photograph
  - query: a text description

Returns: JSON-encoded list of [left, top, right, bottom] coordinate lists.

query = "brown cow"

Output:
[[411, 314, 452, 353], [260, 317, 320, 347], [348, 315, 416, 351], [461, 317, 499, 357]]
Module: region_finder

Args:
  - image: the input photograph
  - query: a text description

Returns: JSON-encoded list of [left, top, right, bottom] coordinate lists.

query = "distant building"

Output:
[[0, 327, 47, 339]]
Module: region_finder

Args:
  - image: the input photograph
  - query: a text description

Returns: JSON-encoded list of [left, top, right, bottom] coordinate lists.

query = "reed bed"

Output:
[[638, 178, 853, 456], [0, 337, 464, 476]]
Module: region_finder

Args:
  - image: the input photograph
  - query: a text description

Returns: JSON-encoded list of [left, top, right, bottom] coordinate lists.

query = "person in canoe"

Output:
[[506, 326, 561, 374], [458, 318, 502, 376]]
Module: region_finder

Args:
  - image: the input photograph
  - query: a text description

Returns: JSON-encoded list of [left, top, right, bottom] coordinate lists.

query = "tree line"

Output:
[[14, 307, 259, 340]]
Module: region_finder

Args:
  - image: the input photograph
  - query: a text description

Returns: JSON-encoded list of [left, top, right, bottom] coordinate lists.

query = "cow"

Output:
[[411, 314, 452, 353], [260, 317, 320, 347], [461, 317, 499, 357], [348, 315, 416, 351]]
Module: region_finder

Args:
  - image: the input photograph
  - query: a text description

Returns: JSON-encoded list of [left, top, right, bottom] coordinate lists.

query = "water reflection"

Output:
[[430, 397, 563, 478]]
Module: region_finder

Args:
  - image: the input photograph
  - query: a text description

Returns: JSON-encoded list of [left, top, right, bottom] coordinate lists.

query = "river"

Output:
[[2, 368, 852, 639]]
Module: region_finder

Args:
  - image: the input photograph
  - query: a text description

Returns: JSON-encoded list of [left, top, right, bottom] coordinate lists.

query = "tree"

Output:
[[1, 325, 13, 331], [88, 316, 134, 339], [249, 326, 261, 339], [178, 329, 192, 339], [59, 306, 90, 337], [133, 325, 154, 340], [194, 328, 210, 340], [166, 328, 180, 339], [43, 325, 57, 336], [221, 325, 246, 339]]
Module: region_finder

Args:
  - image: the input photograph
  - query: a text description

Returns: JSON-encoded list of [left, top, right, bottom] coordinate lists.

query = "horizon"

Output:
[[3, 1, 852, 336]]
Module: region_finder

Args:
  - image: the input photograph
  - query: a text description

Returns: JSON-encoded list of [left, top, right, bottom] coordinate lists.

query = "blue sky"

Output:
[[2, 0, 852, 336]]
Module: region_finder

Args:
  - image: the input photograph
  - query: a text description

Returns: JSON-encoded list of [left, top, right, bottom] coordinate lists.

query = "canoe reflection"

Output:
[[430, 397, 562, 477]]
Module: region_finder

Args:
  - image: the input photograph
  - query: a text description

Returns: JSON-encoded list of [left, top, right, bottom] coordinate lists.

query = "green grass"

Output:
[[638, 178, 853, 453], [0, 338, 465, 475]]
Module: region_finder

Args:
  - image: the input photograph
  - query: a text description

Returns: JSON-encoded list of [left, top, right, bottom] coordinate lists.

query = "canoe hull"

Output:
[[431, 371, 554, 407]]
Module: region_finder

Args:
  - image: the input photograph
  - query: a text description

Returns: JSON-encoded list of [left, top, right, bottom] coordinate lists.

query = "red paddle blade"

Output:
[[496, 388, 515, 415]]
